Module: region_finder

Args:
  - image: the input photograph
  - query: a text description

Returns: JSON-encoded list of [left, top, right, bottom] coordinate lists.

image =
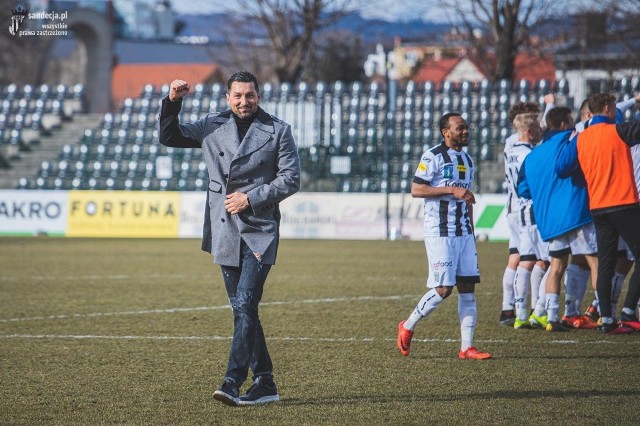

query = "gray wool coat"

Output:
[[158, 98, 300, 266]]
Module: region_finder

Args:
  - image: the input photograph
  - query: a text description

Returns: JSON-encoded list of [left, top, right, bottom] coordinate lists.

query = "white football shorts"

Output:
[[517, 223, 549, 262], [548, 223, 598, 258], [507, 212, 520, 254], [424, 234, 480, 287]]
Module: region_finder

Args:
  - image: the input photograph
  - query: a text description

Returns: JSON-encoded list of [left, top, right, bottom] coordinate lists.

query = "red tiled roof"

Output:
[[412, 53, 555, 84], [413, 57, 463, 83], [111, 63, 220, 108], [513, 54, 556, 82]]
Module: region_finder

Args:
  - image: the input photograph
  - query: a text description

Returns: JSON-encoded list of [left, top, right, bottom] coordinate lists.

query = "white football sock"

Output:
[[514, 266, 531, 321], [530, 264, 546, 309], [564, 264, 590, 316], [405, 288, 443, 331], [502, 267, 516, 310], [458, 293, 477, 351], [545, 292, 560, 323], [534, 268, 549, 316]]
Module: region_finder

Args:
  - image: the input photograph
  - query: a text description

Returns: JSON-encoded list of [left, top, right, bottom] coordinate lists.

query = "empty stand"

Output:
[[5, 77, 639, 194]]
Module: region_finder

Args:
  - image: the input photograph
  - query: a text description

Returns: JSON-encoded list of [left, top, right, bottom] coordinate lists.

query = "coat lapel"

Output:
[[214, 117, 241, 153], [233, 108, 275, 161]]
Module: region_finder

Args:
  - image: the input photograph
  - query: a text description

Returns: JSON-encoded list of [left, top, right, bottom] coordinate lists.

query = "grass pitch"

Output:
[[1, 237, 639, 425]]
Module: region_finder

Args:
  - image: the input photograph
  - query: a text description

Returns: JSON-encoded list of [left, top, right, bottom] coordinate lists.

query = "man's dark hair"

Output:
[[588, 93, 616, 115], [545, 107, 573, 130], [227, 71, 260, 93], [579, 98, 590, 114], [439, 112, 462, 137], [508, 102, 541, 123]]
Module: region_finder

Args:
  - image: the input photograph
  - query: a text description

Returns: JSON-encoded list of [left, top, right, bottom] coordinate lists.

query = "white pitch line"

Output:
[[0, 334, 637, 345], [0, 295, 417, 323]]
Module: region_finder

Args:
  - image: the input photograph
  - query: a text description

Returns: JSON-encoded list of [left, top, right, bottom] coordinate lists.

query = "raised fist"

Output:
[[169, 79, 191, 101]]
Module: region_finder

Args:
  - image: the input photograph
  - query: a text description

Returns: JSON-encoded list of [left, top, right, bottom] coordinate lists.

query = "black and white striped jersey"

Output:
[[413, 142, 475, 237], [504, 142, 535, 226]]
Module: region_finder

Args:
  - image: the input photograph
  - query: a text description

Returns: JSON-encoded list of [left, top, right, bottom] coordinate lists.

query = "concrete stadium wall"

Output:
[[0, 190, 509, 241]]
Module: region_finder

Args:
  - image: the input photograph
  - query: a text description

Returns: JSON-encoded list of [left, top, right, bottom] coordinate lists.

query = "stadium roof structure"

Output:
[[554, 38, 640, 70], [52, 38, 220, 65]]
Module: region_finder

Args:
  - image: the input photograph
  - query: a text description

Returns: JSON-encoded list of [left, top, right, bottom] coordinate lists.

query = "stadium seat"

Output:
[[460, 80, 474, 96], [536, 79, 550, 97], [554, 78, 570, 96], [16, 177, 31, 189], [478, 95, 490, 112], [497, 79, 510, 95], [479, 79, 492, 96], [422, 81, 435, 96]]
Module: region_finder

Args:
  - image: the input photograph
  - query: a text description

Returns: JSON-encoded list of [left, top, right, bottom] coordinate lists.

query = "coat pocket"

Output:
[[208, 180, 223, 193]]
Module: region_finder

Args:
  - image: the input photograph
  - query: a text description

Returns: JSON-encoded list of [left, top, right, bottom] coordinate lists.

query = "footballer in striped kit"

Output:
[[396, 112, 490, 360]]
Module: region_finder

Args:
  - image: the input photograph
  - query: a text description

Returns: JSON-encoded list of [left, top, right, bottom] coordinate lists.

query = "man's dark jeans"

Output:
[[220, 242, 273, 386]]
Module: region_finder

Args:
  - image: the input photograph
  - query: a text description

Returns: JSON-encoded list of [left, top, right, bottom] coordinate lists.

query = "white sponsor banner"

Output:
[[0, 190, 68, 236], [178, 192, 510, 241], [0, 190, 509, 240], [279, 192, 510, 241], [178, 192, 207, 238]]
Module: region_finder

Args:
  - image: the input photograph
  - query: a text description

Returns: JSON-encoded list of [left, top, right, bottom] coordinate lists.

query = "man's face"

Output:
[[226, 81, 260, 119], [443, 116, 469, 150]]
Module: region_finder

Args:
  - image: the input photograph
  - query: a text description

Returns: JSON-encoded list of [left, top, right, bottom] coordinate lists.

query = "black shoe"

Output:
[[213, 379, 239, 406], [599, 322, 634, 335], [620, 311, 639, 323], [499, 309, 515, 326], [545, 321, 571, 332], [239, 376, 280, 405]]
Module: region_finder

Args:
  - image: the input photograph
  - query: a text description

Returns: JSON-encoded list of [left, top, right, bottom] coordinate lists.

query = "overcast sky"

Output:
[[167, 0, 448, 22]]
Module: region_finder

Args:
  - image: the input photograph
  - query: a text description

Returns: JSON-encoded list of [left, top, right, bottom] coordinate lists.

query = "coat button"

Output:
[[221, 218, 225, 223], [224, 173, 229, 178], [219, 151, 224, 156]]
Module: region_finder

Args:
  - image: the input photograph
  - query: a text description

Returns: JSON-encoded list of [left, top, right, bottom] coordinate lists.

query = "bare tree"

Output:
[[436, 0, 556, 81], [225, 0, 356, 84], [305, 31, 365, 83]]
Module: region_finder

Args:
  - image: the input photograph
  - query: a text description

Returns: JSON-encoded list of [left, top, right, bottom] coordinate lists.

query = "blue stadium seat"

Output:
[[422, 81, 435, 96], [71, 177, 83, 190], [38, 160, 52, 178], [73, 161, 85, 178], [123, 178, 135, 191], [479, 79, 492, 96], [497, 79, 511, 94], [16, 177, 31, 189], [459, 96, 471, 116], [479, 127, 491, 144], [536, 79, 550, 96], [460, 81, 474, 96], [478, 95, 490, 112], [439, 80, 454, 96], [554, 78, 570, 96]]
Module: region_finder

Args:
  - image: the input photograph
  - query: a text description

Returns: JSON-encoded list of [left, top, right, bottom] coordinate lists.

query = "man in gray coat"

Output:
[[158, 71, 300, 406]]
